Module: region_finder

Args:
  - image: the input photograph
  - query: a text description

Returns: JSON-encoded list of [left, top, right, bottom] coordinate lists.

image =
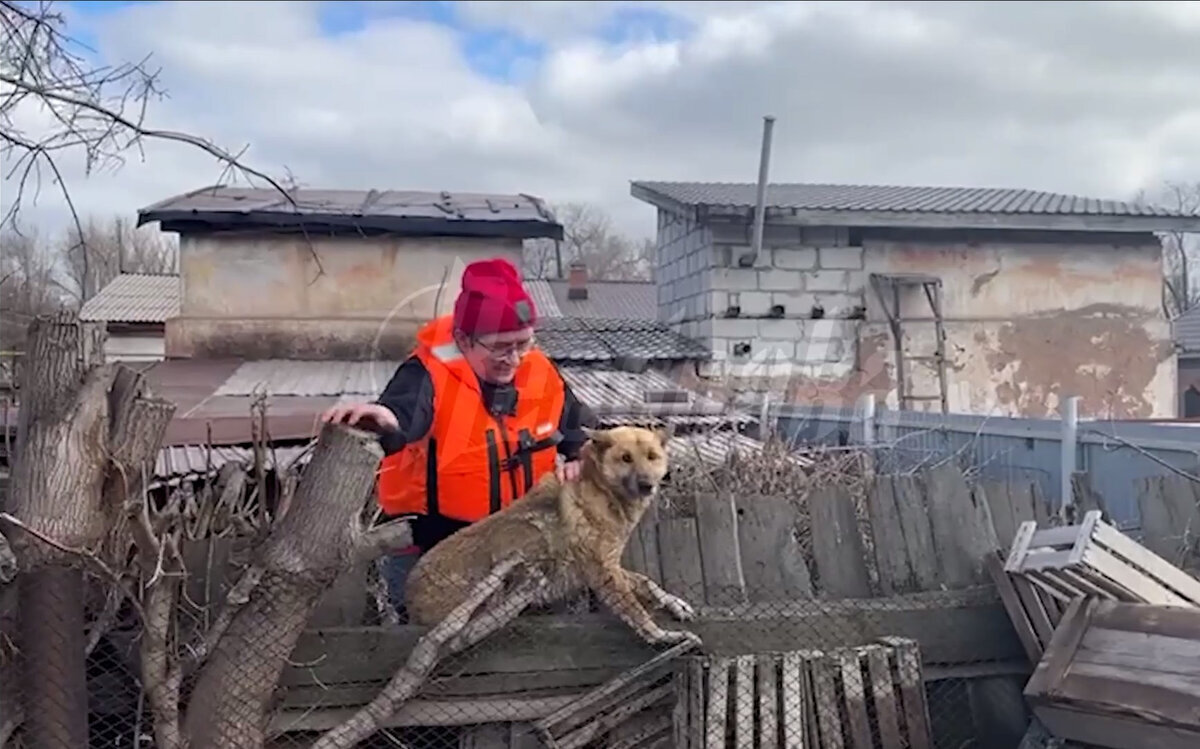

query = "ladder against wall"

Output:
[[868, 273, 950, 414]]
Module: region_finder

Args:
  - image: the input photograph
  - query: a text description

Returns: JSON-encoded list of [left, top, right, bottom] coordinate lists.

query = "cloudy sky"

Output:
[[4, 0, 1199, 242]]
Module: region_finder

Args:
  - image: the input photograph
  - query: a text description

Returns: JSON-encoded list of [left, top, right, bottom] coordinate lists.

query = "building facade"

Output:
[[633, 181, 1200, 420]]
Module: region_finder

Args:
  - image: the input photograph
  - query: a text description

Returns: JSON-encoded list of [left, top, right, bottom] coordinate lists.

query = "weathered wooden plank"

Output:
[[978, 479, 1028, 551], [687, 659, 705, 749], [879, 637, 932, 749], [658, 516, 705, 601], [923, 463, 998, 589], [808, 483, 872, 598], [735, 493, 813, 601], [535, 639, 695, 745], [461, 723, 511, 749], [638, 515, 664, 585], [705, 657, 730, 749], [779, 652, 806, 749], [284, 668, 622, 707], [280, 587, 1022, 698], [884, 474, 941, 593], [836, 649, 872, 748], [810, 653, 844, 749], [694, 492, 748, 606], [1136, 475, 1200, 572], [866, 475, 915, 596], [732, 655, 754, 748], [756, 654, 778, 749], [864, 646, 903, 749], [984, 551, 1044, 664], [1026, 598, 1200, 748], [270, 694, 578, 731]]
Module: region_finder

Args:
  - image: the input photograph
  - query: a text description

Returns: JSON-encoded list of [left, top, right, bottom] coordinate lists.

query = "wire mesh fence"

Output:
[[1, 424, 1041, 749]]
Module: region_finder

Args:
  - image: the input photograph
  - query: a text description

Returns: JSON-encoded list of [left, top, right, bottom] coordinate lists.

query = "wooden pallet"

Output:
[[675, 638, 932, 749], [1004, 510, 1200, 610], [533, 640, 697, 749], [985, 550, 1064, 663]]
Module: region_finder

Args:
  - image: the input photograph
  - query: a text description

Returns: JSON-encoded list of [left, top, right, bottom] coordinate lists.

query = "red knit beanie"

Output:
[[453, 258, 537, 337]]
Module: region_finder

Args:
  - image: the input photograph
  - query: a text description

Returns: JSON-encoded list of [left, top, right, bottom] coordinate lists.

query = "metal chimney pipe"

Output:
[[750, 115, 776, 265]]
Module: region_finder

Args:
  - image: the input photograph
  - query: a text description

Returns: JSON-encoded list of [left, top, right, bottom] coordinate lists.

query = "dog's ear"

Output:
[[653, 423, 674, 447], [583, 427, 613, 451]]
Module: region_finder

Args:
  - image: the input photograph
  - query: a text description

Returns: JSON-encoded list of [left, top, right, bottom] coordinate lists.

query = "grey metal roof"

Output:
[[213, 360, 400, 398], [524, 278, 656, 321], [559, 364, 753, 428], [535, 317, 711, 363], [139, 185, 564, 240], [79, 273, 181, 323], [1175, 306, 1200, 355], [631, 181, 1200, 233]]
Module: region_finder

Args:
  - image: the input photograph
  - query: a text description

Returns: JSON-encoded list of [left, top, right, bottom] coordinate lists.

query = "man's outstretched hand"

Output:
[[320, 402, 399, 434]]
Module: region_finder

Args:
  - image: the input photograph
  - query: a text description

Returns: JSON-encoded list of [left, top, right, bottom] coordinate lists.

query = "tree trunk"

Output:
[[5, 313, 108, 749], [183, 424, 382, 748]]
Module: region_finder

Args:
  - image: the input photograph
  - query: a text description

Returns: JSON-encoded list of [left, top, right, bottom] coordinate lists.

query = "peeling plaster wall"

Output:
[[651, 207, 1177, 419], [862, 235, 1174, 419], [169, 233, 522, 359]]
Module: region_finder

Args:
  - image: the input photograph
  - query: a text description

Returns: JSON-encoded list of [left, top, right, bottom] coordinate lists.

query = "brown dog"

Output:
[[403, 425, 700, 646]]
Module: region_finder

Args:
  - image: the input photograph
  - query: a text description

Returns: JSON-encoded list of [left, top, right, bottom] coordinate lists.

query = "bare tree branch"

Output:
[[525, 201, 654, 281]]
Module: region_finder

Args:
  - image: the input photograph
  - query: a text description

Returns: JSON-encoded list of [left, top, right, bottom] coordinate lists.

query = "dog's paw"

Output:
[[650, 628, 703, 647], [659, 593, 696, 621]]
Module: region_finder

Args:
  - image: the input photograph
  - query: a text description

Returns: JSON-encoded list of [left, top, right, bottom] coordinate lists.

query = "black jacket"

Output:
[[374, 356, 596, 550]]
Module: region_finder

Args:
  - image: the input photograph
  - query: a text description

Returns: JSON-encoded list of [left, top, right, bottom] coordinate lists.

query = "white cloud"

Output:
[[2, 0, 1198, 248]]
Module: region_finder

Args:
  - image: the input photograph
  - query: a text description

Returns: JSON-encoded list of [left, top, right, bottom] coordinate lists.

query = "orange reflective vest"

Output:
[[377, 315, 566, 523]]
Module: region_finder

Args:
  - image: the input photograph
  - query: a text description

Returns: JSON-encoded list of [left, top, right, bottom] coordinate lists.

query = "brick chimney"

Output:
[[567, 261, 588, 300]]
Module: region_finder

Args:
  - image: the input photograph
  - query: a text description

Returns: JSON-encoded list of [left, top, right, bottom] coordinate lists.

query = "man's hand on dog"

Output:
[[320, 402, 399, 433], [555, 459, 582, 483]]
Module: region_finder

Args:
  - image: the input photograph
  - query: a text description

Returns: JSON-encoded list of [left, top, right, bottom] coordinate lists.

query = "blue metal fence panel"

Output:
[[773, 404, 1200, 533]]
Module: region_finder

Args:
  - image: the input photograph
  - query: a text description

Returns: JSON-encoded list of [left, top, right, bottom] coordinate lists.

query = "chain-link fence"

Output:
[[1, 421, 1042, 749]]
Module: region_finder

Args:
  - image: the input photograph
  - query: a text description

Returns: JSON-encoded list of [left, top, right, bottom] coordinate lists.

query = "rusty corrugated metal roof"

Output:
[[79, 274, 180, 323], [524, 278, 563, 318], [1175, 306, 1200, 355], [138, 186, 564, 240], [214, 360, 400, 398]]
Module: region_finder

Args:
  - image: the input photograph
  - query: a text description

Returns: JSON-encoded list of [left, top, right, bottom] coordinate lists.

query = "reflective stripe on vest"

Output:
[[376, 315, 566, 523]]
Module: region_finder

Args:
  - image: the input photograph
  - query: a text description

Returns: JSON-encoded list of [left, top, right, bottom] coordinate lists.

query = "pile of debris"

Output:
[[989, 510, 1200, 749]]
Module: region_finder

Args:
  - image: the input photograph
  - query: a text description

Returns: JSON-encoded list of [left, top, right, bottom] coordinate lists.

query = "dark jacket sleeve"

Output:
[[556, 376, 597, 461], [374, 357, 436, 456]]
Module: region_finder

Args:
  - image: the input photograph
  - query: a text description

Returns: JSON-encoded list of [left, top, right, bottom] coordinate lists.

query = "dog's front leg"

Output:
[[585, 564, 701, 646], [623, 569, 696, 622]]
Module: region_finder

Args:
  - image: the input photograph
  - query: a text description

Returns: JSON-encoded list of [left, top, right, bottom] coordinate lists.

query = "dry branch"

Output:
[[183, 423, 383, 749], [311, 555, 534, 749]]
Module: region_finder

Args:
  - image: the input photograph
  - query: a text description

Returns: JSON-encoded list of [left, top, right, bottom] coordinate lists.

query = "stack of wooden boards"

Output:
[[535, 638, 934, 749], [989, 510, 1200, 749]]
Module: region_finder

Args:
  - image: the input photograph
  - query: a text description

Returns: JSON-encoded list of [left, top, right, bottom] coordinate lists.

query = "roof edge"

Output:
[[630, 181, 1200, 234]]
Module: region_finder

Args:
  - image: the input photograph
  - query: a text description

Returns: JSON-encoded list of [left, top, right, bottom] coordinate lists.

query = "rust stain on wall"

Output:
[[984, 304, 1171, 418]]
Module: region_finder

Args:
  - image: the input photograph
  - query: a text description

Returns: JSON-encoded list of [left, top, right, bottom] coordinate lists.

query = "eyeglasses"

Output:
[[472, 336, 536, 360]]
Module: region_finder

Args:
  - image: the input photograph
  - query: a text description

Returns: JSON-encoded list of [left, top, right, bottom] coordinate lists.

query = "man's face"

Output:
[[457, 326, 535, 384]]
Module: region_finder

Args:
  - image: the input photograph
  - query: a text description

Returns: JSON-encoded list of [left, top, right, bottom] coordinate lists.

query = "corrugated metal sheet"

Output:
[[79, 274, 181, 323], [545, 280, 656, 321], [523, 278, 656, 321], [536, 318, 710, 363], [214, 360, 400, 397], [560, 365, 749, 426], [523, 279, 564, 318], [138, 186, 563, 240], [1174, 306, 1200, 354], [152, 444, 310, 487], [632, 180, 1200, 219]]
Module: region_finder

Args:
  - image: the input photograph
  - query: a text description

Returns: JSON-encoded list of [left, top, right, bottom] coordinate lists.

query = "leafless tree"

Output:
[[1136, 180, 1200, 319], [57, 214, 178, 303], [0, 0, 293, 268], [526, 202, 655, 281]]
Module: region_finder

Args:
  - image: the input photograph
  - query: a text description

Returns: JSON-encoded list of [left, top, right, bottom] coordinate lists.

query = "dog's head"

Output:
[[581, 425, 672, 502]]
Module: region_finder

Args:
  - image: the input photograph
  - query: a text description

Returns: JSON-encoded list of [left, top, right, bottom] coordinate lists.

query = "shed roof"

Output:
[[631, 181, 1200, 233], [139, 185, 564, 240], [79, 273, 181, 323], [1175, 306, 1200, 356], [535, 317, 710, 364], [525, 278, 657, 321]]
